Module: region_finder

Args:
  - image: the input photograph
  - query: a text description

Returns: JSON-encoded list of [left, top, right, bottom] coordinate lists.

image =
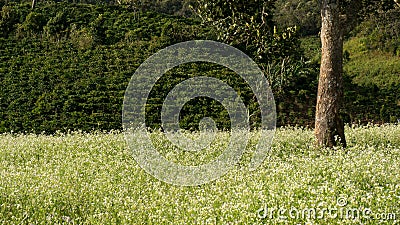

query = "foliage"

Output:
[[0, 1, 317, 133], [193, 0, 317, 127], [343, 78, 400, 124], [341, 37, 400, 124], [340, 6, 400, 123], [194, 0, 302, 63], [344, 37, 400, 87], [0, 1, 398, 133], [273, 0, 399, 37], [351, 7, 400, 56], [119, 0, 197, 17], [273, 0, 320, 36]]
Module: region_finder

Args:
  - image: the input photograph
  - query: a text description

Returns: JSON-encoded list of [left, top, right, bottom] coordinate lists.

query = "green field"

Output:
[[1, 125, 399, 224]]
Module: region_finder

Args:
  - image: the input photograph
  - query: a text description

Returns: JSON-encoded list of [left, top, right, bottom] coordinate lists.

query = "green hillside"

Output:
[[0, 2, 213, 133], [0, 1, 399, 133]]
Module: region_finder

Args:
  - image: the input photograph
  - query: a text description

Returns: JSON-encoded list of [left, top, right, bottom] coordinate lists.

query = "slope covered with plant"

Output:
[[0, 0, 398, 133], [0, 1, 313, 133], [0, 2, 211, 133]]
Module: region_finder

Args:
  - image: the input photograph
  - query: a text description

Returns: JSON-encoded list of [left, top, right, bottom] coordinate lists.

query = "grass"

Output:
[[1, 125, 400, 224]]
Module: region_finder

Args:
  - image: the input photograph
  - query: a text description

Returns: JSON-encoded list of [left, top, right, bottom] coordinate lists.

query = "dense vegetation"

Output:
[[0, 0, 399, 133], [0, 2, 210, 132], [1, 125, 399, 224]]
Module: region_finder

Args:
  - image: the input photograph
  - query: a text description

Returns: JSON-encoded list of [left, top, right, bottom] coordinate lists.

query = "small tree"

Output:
[[194, 0, 302, 92]]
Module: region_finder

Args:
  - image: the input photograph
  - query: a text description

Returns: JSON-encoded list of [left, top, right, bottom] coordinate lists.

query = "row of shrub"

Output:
[[0, 2, 206, 132]]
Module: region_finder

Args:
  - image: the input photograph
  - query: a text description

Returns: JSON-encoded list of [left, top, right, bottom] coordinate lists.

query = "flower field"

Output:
[[1, 125, 399, 224]]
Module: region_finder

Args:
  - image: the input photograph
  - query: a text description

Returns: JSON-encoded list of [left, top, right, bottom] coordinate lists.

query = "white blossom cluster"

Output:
[[0, 124, 399, 224]]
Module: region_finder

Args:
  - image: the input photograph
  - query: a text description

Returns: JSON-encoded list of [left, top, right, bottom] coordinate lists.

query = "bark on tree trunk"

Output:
[[315, 0, 346, 148]]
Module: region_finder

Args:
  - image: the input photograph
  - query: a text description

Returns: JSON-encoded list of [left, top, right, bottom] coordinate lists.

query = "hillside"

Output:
[[0, 1, 399, 133], [0, 2, 209, 133]]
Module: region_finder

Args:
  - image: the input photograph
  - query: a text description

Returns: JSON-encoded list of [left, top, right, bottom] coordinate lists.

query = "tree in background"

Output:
[[315, 0, 399, 147], [194, 0, 300, 60], [194, 0, 347, 147], [274, 0, 320, 36], [273, 0, 399, 37], [194, 0, 304, 93]]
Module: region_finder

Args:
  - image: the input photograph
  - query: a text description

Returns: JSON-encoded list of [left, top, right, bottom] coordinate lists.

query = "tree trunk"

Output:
[[315, 0, 346, 148], [31, 0, 36, 10]]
